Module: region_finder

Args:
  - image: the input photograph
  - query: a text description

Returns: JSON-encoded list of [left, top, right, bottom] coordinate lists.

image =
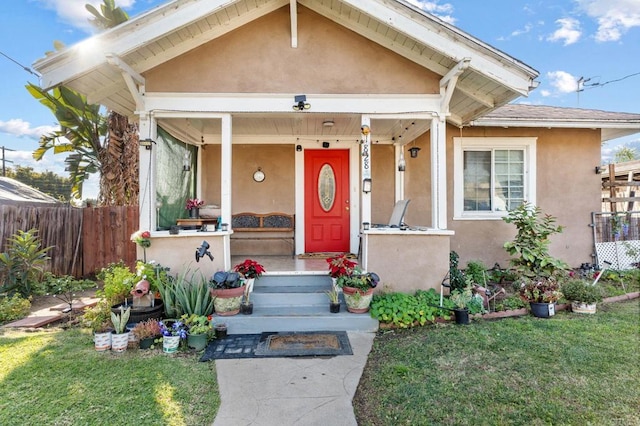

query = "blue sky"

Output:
[[0, 0, 639, 199]]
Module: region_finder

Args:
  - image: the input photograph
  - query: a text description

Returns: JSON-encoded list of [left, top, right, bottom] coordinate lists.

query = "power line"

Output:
[[582, 71, 640, 90], [0, 50, 40, 77]]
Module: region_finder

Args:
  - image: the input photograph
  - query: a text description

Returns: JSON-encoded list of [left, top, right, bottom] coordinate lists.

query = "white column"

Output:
[[221, 114, 232, 270], [431, 114, 447, 229], [395, 145, 405, 202], [361, 116, 371, 224], [138, 114, 157, 232]]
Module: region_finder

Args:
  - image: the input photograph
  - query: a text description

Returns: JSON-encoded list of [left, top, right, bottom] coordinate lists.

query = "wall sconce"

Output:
[[398, 151, 406, 172], [296, 145, 302, 152], [595, 166, 604, 174], [361, 125, 370, 135], [322, 141, 330, 149], [183, 151, 191, 172], [293, 94, 311, 111], [139, 138, 155, 150], [409, 146, 421, 158], [363, 178, 372, 193]]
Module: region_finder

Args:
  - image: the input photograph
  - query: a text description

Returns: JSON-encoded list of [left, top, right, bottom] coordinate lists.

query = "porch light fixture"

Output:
[[595, 166, 604, 174], [362, 178, 372, 193], [293, 94, 310, 111], [409, 146, 421, 158], [322, 141, 330, 148], [183, 151, 191, 172], [139, 138, 155, 150]]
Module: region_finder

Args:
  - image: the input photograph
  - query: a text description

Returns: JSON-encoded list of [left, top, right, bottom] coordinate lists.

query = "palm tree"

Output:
[[27, 0, 139, 205]]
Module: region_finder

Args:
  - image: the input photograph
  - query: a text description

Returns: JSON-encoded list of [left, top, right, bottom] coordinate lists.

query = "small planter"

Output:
[[571, 301, 597, 314], [342, 286, 374, 313], [94, 331, 111, 352], [162, 335, 181, 354], [529, 302, 555, 318], [240, 302, 253, 315], [139, 336, 156, 350], [330, 302, 341, 313], [111, 332, 130, 353], [211, 286, 246, 316], [187, 333, 209, 351], [453, 308, 470, 325], [214, 323, 228, 339]]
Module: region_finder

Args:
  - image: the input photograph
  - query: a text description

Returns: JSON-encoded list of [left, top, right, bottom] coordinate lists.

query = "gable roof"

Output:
[[0, 177, 61, 206], [32, 0, 539, 126], [472, 104, 640, 141]]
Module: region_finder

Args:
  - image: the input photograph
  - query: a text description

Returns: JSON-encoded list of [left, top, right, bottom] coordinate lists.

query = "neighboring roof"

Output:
[[0, 177, 61, 206], [471, 104, 640, 141], [32, 0, 539, 126]]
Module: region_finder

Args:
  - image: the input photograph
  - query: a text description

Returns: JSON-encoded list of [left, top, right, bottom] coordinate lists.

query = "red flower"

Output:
[[141, 231, 151, 238]]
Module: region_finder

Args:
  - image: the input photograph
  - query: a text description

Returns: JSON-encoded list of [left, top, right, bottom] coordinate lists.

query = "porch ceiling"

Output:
[[158, 113, 432, 146], [32, 0, 538, 128]]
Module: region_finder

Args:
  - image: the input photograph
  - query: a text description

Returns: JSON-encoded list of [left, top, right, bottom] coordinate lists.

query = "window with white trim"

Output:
[[454, 137, 536, 219]]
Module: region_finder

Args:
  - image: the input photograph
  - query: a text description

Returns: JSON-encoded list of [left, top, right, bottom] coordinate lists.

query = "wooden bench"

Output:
[[230, 212, 295, 256]]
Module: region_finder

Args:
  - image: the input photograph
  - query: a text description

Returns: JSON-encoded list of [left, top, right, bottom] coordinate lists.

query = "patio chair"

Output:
[[372, 199, 411, 228]]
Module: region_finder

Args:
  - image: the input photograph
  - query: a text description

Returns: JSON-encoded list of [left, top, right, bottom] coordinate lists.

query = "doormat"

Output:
[[199, 331, 352, 361], [298, 252, 357, 259]]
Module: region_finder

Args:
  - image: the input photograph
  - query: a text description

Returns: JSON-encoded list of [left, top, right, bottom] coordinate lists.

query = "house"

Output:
[[0, 177, 61, 206], [32, 0, 640, 292]]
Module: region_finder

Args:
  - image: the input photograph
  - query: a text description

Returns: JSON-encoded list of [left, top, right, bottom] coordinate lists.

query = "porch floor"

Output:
[[231, 255, 356, 274]]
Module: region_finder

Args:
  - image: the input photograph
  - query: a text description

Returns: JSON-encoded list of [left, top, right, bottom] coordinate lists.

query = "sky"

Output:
[[0, 0, 639, 200]]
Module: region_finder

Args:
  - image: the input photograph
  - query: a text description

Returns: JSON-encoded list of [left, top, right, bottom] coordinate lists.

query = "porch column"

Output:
[[221, 113, 232, 270], [431, 114, 447, 229], [361, 116, 372, 224], [395, 145, 405, 201], [139, 113, 157, 232]]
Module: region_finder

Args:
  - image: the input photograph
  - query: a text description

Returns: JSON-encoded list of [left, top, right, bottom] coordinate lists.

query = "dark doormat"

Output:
[[200, 331, 352, 361]]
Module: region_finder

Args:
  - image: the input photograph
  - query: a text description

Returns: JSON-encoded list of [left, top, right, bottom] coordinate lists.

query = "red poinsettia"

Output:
[[233, 259, 266, 279], [326, 254, 357, 278]]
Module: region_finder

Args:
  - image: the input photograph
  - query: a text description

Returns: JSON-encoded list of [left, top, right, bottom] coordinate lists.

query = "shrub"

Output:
[[0, 294, 31, 323], [448, 251, 466, 292], [0, 229, 51, 297], [561, 279, 603, 304], [38, 274, 96, 312], [96, 262, 136, 305], [465, 260, 488, 286], [370, 289, 448, 328]]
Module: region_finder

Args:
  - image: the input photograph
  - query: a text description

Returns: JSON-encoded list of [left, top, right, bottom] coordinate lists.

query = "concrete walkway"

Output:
[[213, 332, 375, 426]]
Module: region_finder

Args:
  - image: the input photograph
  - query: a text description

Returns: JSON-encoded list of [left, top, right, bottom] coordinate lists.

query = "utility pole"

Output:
[[1, 146, 15, 176]]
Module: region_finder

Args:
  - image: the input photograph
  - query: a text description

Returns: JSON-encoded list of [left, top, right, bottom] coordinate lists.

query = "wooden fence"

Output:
[[0, 205, 138, 278]]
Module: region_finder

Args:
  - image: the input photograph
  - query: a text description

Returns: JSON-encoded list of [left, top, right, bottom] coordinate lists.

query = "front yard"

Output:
[[354, 300, 639, 425]]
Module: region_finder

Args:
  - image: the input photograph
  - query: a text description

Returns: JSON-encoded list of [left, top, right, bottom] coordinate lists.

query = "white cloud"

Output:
[[546, 70, 580, 94], [35, 0, 138, 33], [576, 0, 640, 42], [0, 119, 56, 139], [405, 0, 456, 24], [547, 17, 582, 45], [511, 23, 534, 37], [540, 89, 551, 97]]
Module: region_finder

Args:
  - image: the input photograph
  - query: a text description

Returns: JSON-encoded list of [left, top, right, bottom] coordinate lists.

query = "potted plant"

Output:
[[182, 314, 212, 351], [335, 268, 380, 313], [208, 271, 244, 316], [132, 318, 162, 349], [82, 299, 113, 351], [110, 306, 131, 353], [159, 319, 188, 354], [233, 259, 266, 315], [326, 254, 357, 281], [185, 198, 205, 218], [561, 278, 603, 314], [326, 284, 341, 313], [449, 286, 473, 325], [519, 277, 562, 318]]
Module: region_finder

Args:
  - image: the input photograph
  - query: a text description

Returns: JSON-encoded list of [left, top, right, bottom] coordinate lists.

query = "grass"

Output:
[[0, 328, 219, 425], [354, 300, 639, 426]]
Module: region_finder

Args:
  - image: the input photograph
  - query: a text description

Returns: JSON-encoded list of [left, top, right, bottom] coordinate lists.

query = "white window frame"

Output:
[[453, 137, 537, 220]]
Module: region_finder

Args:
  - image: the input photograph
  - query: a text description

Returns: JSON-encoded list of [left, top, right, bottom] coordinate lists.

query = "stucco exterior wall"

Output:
[[444, 125, 602, 270], [145, 5, 439, 94]]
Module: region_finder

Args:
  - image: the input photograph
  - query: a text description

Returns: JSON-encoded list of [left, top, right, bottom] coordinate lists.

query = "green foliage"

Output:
[[496, 295, 526, 311], [135, 261, 171, 293], [465, 260, 488, 285], [96, 262, 136, 305], [448, 251, 466, 291], [613, 146, 637, 163], [370, 289, 448, 328], [519, 277, 562, 303], [86, 0, 129, 30], [37, 274, 96, 312], [6, 166, 73, 202], [110, 306, 130, 334], [81, 299, 112, 333], [0, 229, 51, 297], [171, 268, 214, 317], [0, 294, 31, 323], [561, 279, 603, 304], [502, 202, 568, 278], [450, 286, 473, 309]]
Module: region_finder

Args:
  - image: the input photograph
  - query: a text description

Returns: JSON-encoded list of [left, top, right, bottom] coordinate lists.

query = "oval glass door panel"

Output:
[[318, 164, 336, 212]]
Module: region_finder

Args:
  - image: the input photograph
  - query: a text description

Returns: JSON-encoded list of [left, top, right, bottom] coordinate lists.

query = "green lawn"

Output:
[[354, 300, 639, 426], [0, 328, 219, 426]]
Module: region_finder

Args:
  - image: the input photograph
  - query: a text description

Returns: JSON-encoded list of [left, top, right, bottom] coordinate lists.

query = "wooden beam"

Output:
[[601, 197, 640, 202]]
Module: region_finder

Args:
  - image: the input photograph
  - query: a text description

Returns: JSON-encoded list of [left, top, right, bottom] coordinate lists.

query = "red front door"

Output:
[[304, 150, 350, 253]]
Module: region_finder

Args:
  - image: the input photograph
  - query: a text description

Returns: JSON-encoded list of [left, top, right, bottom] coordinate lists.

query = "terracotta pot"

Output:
[[342, 286, 374, 313], [210, 285, 246, 316]]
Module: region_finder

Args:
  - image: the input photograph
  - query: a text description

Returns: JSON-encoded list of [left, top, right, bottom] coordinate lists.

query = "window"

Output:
[[454, 137, 536, 220]]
